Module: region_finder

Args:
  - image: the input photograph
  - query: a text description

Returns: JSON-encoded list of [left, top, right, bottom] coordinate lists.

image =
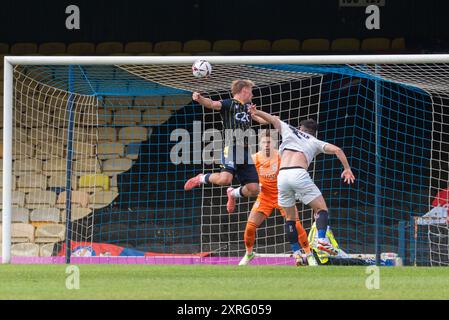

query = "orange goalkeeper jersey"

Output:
[[252, 150, 281, 199]]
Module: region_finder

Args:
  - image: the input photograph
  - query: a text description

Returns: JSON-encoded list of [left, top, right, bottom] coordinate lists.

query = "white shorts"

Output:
[[277, 168, 322, 207]]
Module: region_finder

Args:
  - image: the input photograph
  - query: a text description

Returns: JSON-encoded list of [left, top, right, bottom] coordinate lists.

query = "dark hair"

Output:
[[299, 119, 318, 136], [260, 129, 272, 141]]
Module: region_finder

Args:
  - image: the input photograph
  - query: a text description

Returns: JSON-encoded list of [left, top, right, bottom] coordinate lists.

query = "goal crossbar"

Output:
[[5, 54, 449, 66]]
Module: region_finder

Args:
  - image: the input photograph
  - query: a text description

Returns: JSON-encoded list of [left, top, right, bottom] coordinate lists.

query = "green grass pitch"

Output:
[[1, 265, 449, 300]]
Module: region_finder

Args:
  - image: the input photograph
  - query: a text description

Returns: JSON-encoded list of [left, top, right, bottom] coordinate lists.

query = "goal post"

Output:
[[2, 55, 449, 265], [2, 59, 13, 264]]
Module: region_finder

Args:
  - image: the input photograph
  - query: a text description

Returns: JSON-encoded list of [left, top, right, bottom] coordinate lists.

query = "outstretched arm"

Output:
[[248, 105, 281, 129], [323, 144, 355, 184], [192, 92, 222, 111], [248, 104, 269, 124]]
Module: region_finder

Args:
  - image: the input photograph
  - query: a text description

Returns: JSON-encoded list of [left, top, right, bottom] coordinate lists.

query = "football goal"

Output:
[[2, 55, 448, 265]]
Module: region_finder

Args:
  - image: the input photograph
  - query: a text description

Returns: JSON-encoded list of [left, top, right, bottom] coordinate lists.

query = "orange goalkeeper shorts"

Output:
[[251, 195, 286, 217]]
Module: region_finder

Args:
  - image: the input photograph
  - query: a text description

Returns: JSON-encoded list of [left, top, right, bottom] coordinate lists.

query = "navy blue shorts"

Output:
[[220, 145, 259, 186]]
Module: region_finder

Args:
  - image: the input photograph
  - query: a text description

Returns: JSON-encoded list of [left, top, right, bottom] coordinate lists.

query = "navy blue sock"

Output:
[[204, 173, 211, 184], [285, 220, 300, 252], [316, 210, 329, 238]]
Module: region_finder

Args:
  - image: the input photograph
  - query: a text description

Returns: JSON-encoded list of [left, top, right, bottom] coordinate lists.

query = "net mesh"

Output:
[[1, 60, 448, 265]]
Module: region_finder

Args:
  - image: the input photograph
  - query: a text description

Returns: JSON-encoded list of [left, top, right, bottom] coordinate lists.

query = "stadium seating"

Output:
[[118, 127, 148, 143], [67, 42, 96, 55], [165, 52, 191, 56], [6, 38, 408, 56], [98, 108, 113, 125], [38, 42, 67, 55], [13, 159, 42, 175], [96, 42, 124, 55], [18, 93, 48, 111], [0, 192, 24, 209], [153, 41, 183, 54], [30, 127, 58, 143], [78, 174, 110, 192], [13, 208, 30, 223], [212, 40, 241, 52], [11, 243, 39, 256], [56, 191, 89, 208], [242, 39, 271, 52], [0, 43, 9, 54], [73, 158, 102, 175], [11, 223, 35, 243], [0, 172, 16, 191], [39, 243, 55, 257], [89, 191, 119, 209], [331, 38, 360, 52], [271, 39, 301, 52], [125, 42, 153, 55], [114, 109, 141, 125], [96, 127, 117, 142], [10, 43, 38, 55], [25, 191, 57, 209], [137, 52, 162, 56], [0, 208, 30, 223], [183, 40, 212, 53], [392, 37, 406, 51], [18, 113, 54, 129], [302, 38, 330, 51], [43, 158, 67, 174], [0, 84, 174, 256], [30, 208, 60, 223], [35, 224, 65, 243], [72, 142, 96, 160], [141, 108, 172, 125], [17, 174, 47, 192], [102, 158, 133, 175], [60, 207, 92, 222], [361, 37, 391, 51], [134, 96, 163, 109], [60, 127, 91, 143], [1, 36, 415, 258], [48, 173, 75, 189], [98, 142, 125, 160], [12, 143, 34, 160], [104, 97, 133, 111], [163, 95, 191, 109], [35, 142, 65, 160]]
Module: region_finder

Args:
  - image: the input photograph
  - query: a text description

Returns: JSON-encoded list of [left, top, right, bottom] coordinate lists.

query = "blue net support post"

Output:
[[398, 220, 407, 265], [65, 65, 76, 264], [409, 215, 417, 266], [374, 65, 382, 266]]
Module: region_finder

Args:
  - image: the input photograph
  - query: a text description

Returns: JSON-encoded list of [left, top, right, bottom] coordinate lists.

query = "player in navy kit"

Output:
[[248, 106, 355, 255], [184, 80, 267, 213]]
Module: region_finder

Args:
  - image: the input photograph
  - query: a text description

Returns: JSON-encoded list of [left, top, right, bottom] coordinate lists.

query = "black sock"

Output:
[[285, 220, 300, 252], [316, 210, 329, 239]]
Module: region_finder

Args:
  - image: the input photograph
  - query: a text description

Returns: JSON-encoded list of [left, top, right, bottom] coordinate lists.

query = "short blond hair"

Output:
[[231, 79, 255, 95]]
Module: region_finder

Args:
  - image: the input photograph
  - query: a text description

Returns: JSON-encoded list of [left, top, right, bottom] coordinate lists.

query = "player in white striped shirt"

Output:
[[248, 106, 355, 255]]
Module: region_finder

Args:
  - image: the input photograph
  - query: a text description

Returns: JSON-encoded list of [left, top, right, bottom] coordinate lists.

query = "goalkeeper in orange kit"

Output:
[[238, 130, 317, 266]]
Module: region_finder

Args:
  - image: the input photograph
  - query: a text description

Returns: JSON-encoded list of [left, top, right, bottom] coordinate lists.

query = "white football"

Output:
[[192, 59, 212, 78]]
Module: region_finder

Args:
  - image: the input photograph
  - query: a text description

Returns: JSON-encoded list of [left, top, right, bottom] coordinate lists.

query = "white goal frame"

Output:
[[3, 54, 449, 264]]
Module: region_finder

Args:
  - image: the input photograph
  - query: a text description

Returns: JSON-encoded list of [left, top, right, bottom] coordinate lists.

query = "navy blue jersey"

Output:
[[219, 98, 252, 146]]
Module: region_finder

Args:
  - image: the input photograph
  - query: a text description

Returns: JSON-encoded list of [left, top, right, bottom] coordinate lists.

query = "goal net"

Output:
[[1, 56, 448, 266]]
